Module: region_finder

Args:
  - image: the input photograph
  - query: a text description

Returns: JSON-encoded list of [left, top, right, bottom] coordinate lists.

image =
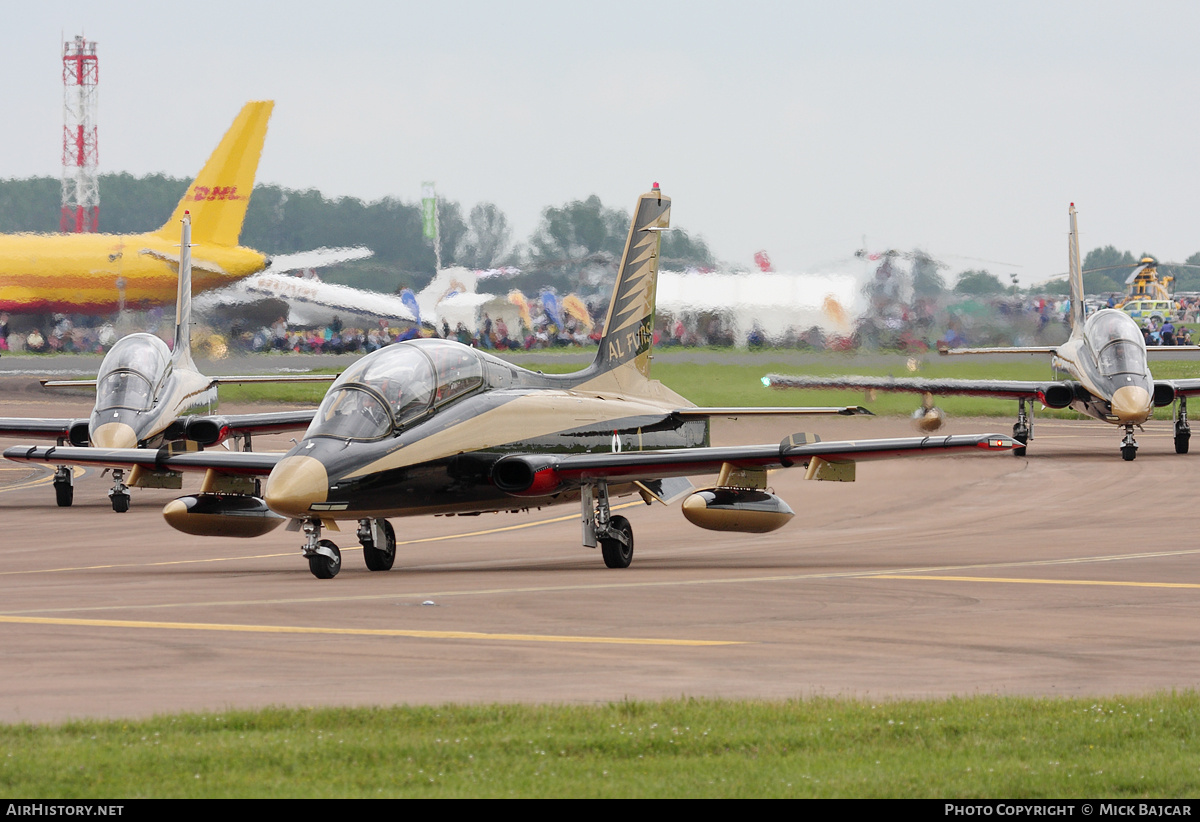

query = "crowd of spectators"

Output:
[[7, 290, 1200, 358]]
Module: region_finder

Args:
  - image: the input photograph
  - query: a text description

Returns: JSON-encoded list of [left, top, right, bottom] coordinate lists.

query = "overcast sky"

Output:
[[3, 1, 1199, 283]]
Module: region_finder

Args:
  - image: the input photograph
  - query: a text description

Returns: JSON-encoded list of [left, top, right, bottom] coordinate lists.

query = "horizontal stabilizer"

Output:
[[139, 248, 229, 277], [207, 374, 338, 386], [262, 247, 374, 274], [676, 406, 872, 417]]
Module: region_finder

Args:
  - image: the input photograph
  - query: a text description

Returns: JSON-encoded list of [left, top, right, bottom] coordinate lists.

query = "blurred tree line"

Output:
[[0, 176, 714, 295]]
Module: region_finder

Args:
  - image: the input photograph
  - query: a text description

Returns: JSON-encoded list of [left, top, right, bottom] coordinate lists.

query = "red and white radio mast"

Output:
[[61, 35, 99, 233]]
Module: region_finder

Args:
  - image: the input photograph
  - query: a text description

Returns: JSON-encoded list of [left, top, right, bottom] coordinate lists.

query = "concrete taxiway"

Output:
[[0, 377, 1198, 723]]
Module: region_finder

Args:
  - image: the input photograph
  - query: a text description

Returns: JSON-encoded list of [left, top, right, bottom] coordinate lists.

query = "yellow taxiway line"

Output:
[[0, 614, 741, 647], [868, 574, 1200, 590]]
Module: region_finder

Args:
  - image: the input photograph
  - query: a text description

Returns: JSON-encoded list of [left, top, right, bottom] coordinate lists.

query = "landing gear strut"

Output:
[[358, 518, 396, 572], [1121, 425, 1139, 461], [581, 480, 634, 568], [109, 468, 130, 513], [301, 518, 341, 579], [1175, 396, 1191, 454], [1012, 398, 1032, 457], [53, 465, 73, 507]]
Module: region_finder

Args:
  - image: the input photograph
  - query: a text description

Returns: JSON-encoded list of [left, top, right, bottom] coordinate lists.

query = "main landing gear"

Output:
[[1012, 398, 1032, 457], [358, 518, 396, 571], [53, 465, 73, 507], [300, 517, 397, 578], [1175, 396, 1191, 455], [109, 468, 130, 513], [1121, 425, 1139, 461], [581, 480, 634, 568]]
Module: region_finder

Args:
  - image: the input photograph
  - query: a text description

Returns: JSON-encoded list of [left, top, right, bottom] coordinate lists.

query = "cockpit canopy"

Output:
[[305, 339, 486, 441], [1085, 310, 1148, 378], [95, 333, 171, 411]]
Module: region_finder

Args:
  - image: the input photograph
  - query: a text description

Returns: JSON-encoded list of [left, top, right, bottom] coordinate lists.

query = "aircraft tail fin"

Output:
[[173, 212, 196, 368], [154, 101, 273, 247], [1068, 203, 1085, 330], [586, 185, 671, 382]]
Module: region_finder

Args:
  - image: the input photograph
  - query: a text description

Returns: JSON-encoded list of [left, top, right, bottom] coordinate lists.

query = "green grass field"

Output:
[[213, 350, 1200, 421], [3, 695, 1199, 798]]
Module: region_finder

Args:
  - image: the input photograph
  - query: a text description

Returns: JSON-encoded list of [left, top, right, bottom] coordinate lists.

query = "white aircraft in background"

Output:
[[767, 204, 1200, 460]]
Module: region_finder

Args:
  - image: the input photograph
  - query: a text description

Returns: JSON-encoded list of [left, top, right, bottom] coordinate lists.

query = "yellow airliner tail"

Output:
[[154, 101, 274, 247]]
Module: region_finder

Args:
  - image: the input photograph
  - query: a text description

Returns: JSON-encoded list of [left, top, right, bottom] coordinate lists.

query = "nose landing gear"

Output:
[[1121, 425, 1139, 461], [301, 518, 341, 579]]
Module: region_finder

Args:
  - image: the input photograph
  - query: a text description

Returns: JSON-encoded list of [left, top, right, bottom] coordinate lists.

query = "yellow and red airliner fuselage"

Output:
[[0, 231, 267, 314]]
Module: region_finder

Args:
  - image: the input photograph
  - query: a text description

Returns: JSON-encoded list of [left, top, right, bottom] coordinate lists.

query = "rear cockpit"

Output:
[[95, 333, 171, 411], [305, 339, 494, 441]]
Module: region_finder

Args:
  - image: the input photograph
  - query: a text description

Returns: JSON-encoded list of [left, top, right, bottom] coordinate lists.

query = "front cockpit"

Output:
[[95, 333, 171, 412], [304, 339, 486, 441], [1084, 310, 1148, 378]]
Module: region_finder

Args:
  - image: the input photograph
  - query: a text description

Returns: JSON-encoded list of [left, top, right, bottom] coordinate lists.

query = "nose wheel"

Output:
[[109, 469, 130, 512], [301, 518, 342, 579], [1121, 425, 1138, 461]]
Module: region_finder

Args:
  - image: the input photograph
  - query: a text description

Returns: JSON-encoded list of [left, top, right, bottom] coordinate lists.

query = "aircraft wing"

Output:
[[0, 418, 85, 440], [939, 346, 1058, 355], [674, 406, 873, 417], [4, 445, 281, 476], [494, 432, 1016, 489], [41, 373, 336, 389], [763, 373, 1054, 401], [41, 379, 98, 389], [1164, 379, 1200, 398]]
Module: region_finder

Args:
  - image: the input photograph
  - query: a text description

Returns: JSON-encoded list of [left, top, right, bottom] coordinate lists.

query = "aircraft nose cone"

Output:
[[1111, 385, 1151, 423], [91, 422, 138, 449], [264, 455, 329, 518]]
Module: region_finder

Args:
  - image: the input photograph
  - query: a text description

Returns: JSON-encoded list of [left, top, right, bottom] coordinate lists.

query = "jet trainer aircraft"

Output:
[[765, 204, 1200, 460], [5, 186, 1016, 577], [0, 214, 332, 510], [0, 100, 315, 315]]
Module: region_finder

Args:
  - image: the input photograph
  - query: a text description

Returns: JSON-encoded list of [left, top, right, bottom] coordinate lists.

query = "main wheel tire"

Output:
[[111, 493, 130, 513], [309, 539, 342, 579], [600, 515, 634, 569], [55, 481, 73, 507], [1012, 424, 1028, 458], [1122, 445, 1137, 461], [362, 520, 396, 572], [1176, 430, 1190, 454]]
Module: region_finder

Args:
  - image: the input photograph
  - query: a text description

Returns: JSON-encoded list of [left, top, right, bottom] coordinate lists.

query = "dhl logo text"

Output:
[[192, 186, 242, 202]]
